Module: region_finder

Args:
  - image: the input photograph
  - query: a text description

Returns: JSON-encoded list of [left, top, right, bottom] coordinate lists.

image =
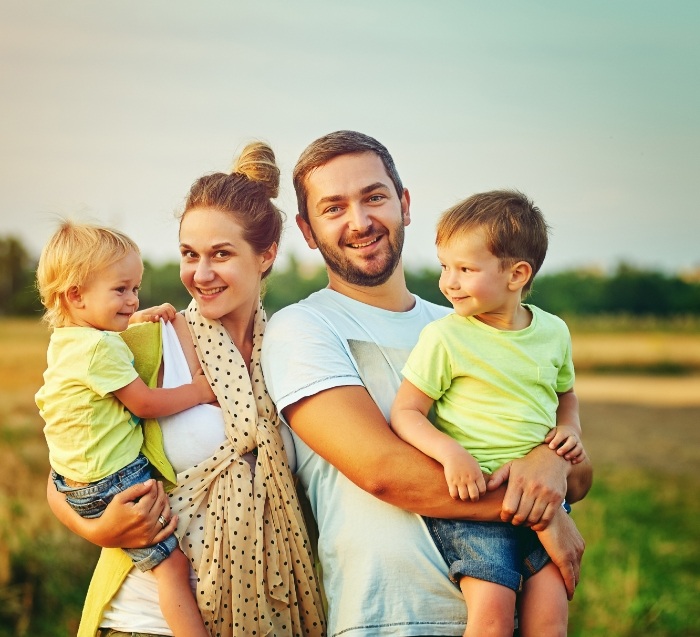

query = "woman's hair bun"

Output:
[[231, 142, 280, 199]]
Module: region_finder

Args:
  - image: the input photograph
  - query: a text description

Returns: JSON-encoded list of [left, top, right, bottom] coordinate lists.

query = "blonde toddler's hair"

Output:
[[36, 220, 140, 328]]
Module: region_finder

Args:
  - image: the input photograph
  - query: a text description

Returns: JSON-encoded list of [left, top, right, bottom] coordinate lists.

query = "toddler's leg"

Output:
[[460, 575, 516, 637], [151, 547, 208, 637], [517, 561, 568, 637]]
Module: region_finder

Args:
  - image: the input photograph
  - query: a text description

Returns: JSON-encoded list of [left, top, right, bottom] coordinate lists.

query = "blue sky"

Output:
[[1, 1, 698, 275]]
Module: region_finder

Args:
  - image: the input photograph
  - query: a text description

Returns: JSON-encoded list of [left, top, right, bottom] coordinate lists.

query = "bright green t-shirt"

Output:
[[401, 304, 575, 474], [36, 327, 141, 482]]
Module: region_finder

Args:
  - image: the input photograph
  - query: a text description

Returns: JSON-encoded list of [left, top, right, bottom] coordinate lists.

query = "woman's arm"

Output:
[[46, 473, 177, 548]]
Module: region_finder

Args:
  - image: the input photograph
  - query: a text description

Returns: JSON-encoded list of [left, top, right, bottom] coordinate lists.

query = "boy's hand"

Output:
[[192, 368, 217, 405], [545, 425, 587, 464], [442, 447, 486, 502], [129, 303, 178, 324]]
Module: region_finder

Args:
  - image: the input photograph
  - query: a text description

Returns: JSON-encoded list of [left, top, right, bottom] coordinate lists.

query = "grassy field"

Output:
[[1, 318, 699, 636]]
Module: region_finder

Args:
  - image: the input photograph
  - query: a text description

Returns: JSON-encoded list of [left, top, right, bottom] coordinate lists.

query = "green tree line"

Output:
[[1, 235, 699, 320]]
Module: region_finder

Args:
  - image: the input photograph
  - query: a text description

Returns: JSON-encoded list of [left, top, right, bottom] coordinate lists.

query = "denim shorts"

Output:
[[52, 453, 178, 572], [425, 517, 550, 592]]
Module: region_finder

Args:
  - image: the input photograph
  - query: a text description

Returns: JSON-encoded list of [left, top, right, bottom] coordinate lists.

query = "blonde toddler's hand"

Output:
[[129, 303, 178, 324], [192, 368, 217, 404]]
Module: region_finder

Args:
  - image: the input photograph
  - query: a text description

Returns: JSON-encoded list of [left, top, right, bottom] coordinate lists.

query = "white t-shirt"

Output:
[[262, 289, 466, 637]]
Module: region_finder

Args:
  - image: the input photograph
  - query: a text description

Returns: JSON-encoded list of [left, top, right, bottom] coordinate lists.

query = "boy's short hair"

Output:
[[293, 130, 404, 223], [36, 220, 140, 328], [436, 190, 549, 293]]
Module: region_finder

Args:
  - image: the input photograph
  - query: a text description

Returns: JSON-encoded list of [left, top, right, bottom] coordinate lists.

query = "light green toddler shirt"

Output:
[[36, 327, 141, 482], [401, 304, 575, 474]]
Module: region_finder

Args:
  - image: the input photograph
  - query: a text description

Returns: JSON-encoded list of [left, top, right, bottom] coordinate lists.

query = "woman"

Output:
[[47, 142, 326, 637]]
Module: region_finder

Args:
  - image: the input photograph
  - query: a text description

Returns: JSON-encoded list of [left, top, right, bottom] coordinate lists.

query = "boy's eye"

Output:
[[115, 286, 126, 293]]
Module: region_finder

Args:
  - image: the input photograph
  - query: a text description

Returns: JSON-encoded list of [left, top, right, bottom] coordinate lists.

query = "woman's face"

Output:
[[179, 207, 276, 327]]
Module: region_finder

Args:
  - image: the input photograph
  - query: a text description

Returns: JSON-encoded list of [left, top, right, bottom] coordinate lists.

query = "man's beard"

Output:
[[311, 220, 405, 287]]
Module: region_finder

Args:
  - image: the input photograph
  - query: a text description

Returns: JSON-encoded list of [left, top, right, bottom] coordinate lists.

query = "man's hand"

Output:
[[536, 508, 585, 599], [488, 444, 569, 528]]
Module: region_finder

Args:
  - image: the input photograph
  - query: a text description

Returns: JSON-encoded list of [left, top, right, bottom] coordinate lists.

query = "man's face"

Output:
[[298, 152, 410, 287]]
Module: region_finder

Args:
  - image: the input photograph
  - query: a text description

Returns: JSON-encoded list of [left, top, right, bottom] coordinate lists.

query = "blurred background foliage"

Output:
[[2, 234, 700, 323]]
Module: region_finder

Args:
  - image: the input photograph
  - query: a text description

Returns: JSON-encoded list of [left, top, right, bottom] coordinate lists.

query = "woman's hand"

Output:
[[47, 474, 177, 548]]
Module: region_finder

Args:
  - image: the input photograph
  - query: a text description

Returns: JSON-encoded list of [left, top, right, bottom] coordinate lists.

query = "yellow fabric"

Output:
[[78, 321, 174, 637]]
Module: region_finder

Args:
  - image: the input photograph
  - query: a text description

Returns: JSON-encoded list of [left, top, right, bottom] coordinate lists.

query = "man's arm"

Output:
[[288, 383, 591, 527], [285, 385, 504, 520]]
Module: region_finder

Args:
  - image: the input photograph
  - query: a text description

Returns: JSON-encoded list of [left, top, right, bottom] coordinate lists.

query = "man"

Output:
[[261, 131, 591, 637]]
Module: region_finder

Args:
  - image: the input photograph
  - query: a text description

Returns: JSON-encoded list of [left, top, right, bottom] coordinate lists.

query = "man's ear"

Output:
[[508, 261, 533, 291], [296, 214, 318, 250], [65, 285, 85, 308], [401, 188, 411, 227]]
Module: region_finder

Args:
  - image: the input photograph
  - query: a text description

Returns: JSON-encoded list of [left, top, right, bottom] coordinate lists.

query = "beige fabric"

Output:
[[168, 299, 325, 637]]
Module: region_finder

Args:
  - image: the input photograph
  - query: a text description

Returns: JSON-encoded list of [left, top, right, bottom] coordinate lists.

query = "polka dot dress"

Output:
[[167, 299, 325, 636]]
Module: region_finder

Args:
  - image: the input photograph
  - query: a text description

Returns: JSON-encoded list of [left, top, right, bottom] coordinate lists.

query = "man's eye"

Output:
[[368, 194, 385, 203]]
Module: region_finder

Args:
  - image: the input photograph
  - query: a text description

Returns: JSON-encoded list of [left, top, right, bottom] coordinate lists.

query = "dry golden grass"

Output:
[[572, 332, 700, 370]]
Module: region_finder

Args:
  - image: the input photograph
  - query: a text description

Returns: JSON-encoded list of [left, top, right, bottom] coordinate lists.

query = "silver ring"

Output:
[[158, 515, 167, 529]]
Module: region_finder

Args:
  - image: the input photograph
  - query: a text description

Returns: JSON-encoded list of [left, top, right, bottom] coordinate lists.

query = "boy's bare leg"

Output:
[[152, 547, 208, 637], [517, 562, 568, 637], [459, 575, 516, 637]]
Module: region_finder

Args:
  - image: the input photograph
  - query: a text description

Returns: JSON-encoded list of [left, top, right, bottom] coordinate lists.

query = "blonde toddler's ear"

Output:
[[65, 286, 84, 308]]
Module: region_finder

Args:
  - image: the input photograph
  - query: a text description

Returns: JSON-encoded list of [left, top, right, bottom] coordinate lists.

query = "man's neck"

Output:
[[326, 265, 416, 313]]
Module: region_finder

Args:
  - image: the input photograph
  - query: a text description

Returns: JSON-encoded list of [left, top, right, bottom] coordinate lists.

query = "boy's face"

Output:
[[297, 151, 410, 288], [67, 250, 143, 332], [437, 229, 517, 323]]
